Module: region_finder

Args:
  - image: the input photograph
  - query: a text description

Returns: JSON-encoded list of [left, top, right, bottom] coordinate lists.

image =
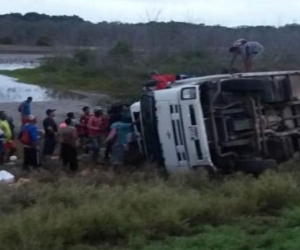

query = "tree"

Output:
[[73, 49, 96, 66], [0, 36, 13, 45], [35, 35, 53, 46]]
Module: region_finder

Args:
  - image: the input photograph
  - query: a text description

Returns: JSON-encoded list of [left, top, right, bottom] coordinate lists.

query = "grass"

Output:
[[0, 48, 228, 101], [0, 66, 143, 100], [1, 162, 300, 250]]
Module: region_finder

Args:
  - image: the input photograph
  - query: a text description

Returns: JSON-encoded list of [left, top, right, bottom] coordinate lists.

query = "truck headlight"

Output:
[[181, 87, 196, 100]]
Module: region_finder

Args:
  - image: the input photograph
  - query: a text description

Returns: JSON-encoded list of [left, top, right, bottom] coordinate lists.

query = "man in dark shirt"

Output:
[[59, 118, 78, 172], [43, 109, 58, 157]]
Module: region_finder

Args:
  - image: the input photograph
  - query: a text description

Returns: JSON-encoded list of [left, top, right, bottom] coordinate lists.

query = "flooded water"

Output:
[[0, 74, 87, 103], [0, 60, 113, 126], [0, 62, 85, 103]]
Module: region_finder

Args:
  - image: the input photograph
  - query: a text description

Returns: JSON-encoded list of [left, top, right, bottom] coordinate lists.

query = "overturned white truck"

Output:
[[131, 71, 300, 174]]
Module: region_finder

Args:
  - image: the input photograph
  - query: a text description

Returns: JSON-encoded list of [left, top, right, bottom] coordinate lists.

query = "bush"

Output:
[[73, 49, 96, 66], [0, 36, 13, 45], [0, 169, 299, 249], [35, 35, 53, 46], [107, 40, 135, 67]]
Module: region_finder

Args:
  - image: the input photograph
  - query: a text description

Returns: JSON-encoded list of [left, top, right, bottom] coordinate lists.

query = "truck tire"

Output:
[[234, 159, 278, 176]]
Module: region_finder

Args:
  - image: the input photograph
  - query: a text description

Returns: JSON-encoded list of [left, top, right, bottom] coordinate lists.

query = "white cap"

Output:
[[28, 114, 36, 121], [232, 38, 247, 48], [94, 106, 103, 112]]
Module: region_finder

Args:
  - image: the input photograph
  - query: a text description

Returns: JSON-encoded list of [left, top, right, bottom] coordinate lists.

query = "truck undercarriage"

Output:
[[202, 74, 300, 173]]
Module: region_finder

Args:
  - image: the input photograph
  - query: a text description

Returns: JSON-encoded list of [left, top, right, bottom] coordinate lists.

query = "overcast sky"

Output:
[[0, 0, 299, 27]]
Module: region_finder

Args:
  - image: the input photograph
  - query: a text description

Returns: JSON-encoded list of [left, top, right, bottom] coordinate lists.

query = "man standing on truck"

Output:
[[229, 39, 264, 72]]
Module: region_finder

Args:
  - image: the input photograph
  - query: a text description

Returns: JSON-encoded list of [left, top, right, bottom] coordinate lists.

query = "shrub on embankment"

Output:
[[0, 165, 300, 250]]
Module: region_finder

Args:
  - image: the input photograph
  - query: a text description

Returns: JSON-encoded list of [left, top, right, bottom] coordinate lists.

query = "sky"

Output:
[[0, 0, 300, 27]]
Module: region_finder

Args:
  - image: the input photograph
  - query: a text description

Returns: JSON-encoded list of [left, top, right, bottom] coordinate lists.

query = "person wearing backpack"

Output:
[[19, 97, 33, 125], [20, 115, 40, 171]]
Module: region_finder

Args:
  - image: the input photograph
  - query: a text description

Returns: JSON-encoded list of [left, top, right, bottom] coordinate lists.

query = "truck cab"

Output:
[[131, 71, 300, 174]]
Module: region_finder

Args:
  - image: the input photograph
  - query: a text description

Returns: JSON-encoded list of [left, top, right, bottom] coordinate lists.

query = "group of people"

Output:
[[0, 97, 137, 172]]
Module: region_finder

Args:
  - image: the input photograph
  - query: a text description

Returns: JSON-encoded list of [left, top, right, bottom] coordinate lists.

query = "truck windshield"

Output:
[[140, 92, 164, 166]]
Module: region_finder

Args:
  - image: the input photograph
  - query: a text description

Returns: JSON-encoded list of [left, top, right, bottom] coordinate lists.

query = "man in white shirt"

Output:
[[229, 39, 264, 72]]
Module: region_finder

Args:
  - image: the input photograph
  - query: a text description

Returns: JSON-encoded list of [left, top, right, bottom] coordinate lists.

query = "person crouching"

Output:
[[59, 118, 78, 172]]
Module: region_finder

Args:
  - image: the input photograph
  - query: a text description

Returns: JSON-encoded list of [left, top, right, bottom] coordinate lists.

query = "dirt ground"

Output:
[[1, 93, 115, 129]]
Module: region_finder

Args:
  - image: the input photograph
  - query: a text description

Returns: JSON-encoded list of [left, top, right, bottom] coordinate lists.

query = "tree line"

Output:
[[1, 12, 300, 71], [0, 13, 299, 50]]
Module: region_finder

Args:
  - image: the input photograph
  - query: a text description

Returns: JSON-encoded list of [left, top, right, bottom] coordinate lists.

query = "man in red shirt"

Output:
[[78, 107, 91, 137], [78, 106, 91, 152], [151, 70, 176, 90], [87, 107, 105, 164]]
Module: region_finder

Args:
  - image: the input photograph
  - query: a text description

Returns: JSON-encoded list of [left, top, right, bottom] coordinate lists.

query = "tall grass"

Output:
[[0, 166, 300, 250]]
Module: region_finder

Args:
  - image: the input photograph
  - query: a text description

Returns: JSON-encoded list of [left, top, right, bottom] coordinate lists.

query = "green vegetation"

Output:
[[0, 36, 13, 45], [1, 163, 300, 250], [0, 43, 230, 100], [35, 35, 54, 47]]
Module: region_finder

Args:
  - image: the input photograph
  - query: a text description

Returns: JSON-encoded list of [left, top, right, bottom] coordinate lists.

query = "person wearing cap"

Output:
[[150, 70, 176, 90], [20, 114, 40, 171], [43, 109, 58, 158], [59, 118, 79, 172], [229, 39, 264, 72], [87, 107, 106, 164]]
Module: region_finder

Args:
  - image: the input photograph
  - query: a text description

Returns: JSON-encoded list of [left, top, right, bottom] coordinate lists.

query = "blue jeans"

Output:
[[111, 143, 125, 166], [90, 137, 102, 163]]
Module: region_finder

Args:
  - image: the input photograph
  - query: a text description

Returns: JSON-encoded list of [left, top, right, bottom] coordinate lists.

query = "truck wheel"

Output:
[[234, 159, 278, 176]]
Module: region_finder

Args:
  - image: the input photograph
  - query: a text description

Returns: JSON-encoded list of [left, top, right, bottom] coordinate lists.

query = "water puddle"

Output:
[[0, 62, 85, 103]]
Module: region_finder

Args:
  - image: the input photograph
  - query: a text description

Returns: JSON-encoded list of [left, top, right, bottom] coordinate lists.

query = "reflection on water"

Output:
[[0, 62, 86, 103], [0, 75, 85, 103], [0, 62, 39, 70]]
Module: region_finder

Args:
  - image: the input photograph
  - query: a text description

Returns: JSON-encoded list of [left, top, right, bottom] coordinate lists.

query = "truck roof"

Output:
[[171, 70, 300, 88]]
